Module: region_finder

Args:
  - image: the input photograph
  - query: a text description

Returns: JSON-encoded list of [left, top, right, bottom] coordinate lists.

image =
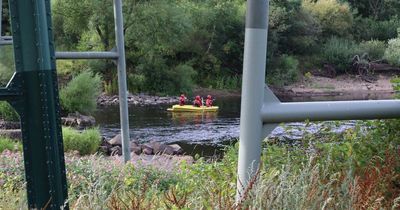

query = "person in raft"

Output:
[[179, 94, 186, 106], [193, 95, 202, 107], [206, 95, 213, 107]]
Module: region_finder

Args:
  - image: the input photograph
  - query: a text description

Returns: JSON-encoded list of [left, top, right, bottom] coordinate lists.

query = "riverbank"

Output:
[[275, 74, 395, 98], [96, 74, 396, 106]]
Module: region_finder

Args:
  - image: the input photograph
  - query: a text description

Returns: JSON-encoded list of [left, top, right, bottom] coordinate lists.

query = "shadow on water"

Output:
[[94, 91, 395, 157]]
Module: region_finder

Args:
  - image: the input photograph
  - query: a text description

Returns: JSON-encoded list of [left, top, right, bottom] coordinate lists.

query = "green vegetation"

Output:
[[0, 46, 15, 87], [384, 30, 400, 66], [1, 118, 399, 208], [0, 102, 19, 121], [2, 0, 400, 95], [359, 39, 386, 60], [62, 127, 101, 155], [0, 137, 20, 153], [60, 71, 102, 115]]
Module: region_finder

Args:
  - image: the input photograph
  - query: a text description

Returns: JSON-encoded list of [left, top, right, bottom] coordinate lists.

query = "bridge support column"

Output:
[[1, 0, 69, 208]]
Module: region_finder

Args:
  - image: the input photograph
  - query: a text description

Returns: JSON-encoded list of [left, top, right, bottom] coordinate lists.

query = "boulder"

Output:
[[147, 141, 166, 154], [168, 144, 184, 155], [130, 141, 141, 155], [109, 134, 122, 146], [0, 129, 21, 140], [142, 144, 153, 155], [0, 120, 20, 129]]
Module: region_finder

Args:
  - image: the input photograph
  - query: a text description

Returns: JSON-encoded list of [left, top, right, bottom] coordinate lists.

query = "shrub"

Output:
[[302, 0, 353, 37], [127, 73, 146, 94], [0, 137, 21, 153], [0, 102, 19, 122], [321, 37, 359, 73], [214, 75, 241, 90], [384, 31, 400, 66], [62, 127, 101, 155], [60, 71, 101, 115], [353, 17, 400, 41], [267, 54, 300, 86], [358, 40, 386, 60]]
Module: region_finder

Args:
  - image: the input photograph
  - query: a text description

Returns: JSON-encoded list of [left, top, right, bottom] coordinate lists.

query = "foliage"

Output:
[[320, 37, 359, 73], [2, 118, 400, 209], [302, 0, 353, 37], [358, 40, 386, 60], [0, 101, 19, 121], [267, 55, 300, 86], [213, 75, 241, 90], [384, 31, 400, 66], [0, 137, 21, 153], [62, 127, 101, 156], [60, 71, 101, 115], [0, 46, 15, 87], [352, 17, 400, 41], [347, 0, 400, 20]]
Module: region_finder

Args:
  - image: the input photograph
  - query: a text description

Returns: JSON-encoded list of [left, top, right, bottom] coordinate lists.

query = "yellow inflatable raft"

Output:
[[167, 105, 219, 112]]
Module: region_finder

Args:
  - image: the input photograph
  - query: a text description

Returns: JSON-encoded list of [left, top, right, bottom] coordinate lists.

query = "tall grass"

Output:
[[1, 119, 399, 209]]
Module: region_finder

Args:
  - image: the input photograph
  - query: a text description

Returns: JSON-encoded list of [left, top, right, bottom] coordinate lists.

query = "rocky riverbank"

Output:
[[97, 93, 179, 106]]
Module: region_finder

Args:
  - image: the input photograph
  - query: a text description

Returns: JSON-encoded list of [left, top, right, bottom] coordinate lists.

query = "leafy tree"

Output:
[[1, 0, 10, 36], [347, 0, 400, 20], [302, 0, 353, 37]]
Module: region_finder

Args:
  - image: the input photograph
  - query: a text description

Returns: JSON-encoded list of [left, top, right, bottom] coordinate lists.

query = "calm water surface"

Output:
[[94, 92, 395, 157]]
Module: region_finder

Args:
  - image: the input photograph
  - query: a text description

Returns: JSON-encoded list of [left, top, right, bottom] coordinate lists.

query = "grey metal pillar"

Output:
[[114, 0, 131, 162], [236, 0, 269, 201]]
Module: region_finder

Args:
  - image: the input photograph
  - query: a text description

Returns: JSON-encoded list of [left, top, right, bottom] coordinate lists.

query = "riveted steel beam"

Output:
[[7, 0, 69, 208]]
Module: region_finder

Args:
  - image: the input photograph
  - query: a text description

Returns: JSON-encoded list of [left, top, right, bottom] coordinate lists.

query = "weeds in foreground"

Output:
[[1, 120, 400, 209]]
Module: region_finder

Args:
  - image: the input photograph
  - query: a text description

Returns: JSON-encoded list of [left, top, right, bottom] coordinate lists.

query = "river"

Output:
[[94, 91, 395, 157]]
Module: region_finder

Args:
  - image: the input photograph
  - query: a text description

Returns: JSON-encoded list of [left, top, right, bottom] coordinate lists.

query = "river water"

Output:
[[94, 91, 395, 157]]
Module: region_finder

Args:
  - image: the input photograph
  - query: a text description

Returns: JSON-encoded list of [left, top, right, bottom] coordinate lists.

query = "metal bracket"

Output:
[[0, 72, 23, 101]]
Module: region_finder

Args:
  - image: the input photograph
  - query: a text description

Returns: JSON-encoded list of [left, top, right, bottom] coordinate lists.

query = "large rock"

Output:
[[0, 120, 20, 129], [142, 144, 154, 155], [109, 134, 122, 146], [0, 129, 21, 140], [130, 141, 142, 155], [168, 144, 184, 155]]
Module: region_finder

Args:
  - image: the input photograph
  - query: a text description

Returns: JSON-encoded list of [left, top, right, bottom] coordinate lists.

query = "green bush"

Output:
[[60, 71, 101, 115], [321, 37, 359, 73], [62, 127, 101, 155], [0, 102, 19, 122], [384, 31, 400, 66], [127, 73, 146, 94], [353, 17, 400, 41], [358, 40, 386, 60], [302, 0, 353, 37], [0, 137, 21, 153], [267, 54, 300, 86], [214, 75, 241, 90]]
